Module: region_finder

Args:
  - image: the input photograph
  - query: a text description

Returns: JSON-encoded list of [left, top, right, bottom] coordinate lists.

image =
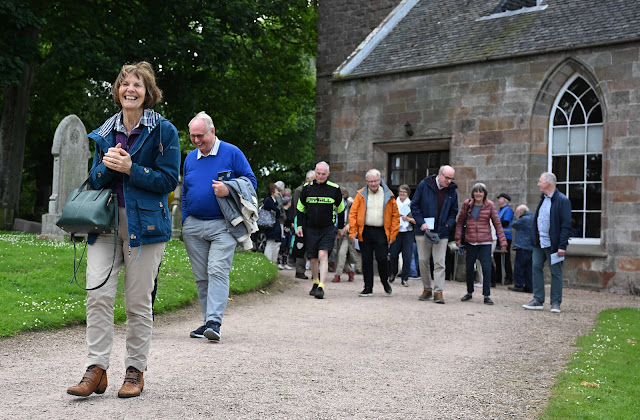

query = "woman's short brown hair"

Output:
[[111, 61, 163, 109]]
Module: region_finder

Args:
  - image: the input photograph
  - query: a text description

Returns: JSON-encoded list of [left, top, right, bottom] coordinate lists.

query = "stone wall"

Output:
[[316, 0, 398, 163], [324, 44, 640, 292]]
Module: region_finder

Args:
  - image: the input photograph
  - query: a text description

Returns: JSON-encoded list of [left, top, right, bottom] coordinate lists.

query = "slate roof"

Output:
[[339, 0, 640, 77]]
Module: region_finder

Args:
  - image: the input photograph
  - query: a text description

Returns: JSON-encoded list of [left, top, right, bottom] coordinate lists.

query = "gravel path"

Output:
[[1, 269, 639, 419]]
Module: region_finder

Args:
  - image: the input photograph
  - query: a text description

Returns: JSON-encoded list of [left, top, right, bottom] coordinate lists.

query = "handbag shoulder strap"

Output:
[[70, 193, 119, 291]]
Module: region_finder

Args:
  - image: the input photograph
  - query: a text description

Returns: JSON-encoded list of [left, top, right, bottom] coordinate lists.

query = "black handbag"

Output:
[[257, 206, 276, 229], [56, 177, 118, 291]]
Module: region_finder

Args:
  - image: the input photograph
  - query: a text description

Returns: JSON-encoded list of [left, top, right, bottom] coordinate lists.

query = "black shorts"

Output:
[[305, 225, 337, 259]]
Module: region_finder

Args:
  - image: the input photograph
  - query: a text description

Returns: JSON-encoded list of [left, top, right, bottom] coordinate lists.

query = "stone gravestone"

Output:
[[40, 115, 90, 239], [170, 175, 183, 238]]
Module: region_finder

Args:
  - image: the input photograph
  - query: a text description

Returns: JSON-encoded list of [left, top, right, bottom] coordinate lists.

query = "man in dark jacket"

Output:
[[523, 172, 571, 313], [296, 161, 346, 299], [410, 165, 458, 304], [509, 205, 534, 293]]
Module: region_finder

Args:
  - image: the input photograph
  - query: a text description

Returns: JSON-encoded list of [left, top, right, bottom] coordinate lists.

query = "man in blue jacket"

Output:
[[494, 192, 514, 285], [509, 205, 534, 293], [523, 172, 571, 313], [410, 165, 458, 304]]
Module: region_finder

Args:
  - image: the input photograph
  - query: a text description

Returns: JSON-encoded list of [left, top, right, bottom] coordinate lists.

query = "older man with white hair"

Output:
[[296, 162, 345, 299], [349, 169, 399, 297], [410, 165, 458, 304], [523, 172, 571, 313]]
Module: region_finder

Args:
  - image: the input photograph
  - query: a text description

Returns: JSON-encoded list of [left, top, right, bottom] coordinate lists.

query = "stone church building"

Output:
[[315, 0, 640, 292]]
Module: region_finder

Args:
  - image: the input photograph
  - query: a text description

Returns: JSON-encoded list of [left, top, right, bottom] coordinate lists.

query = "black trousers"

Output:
[[360, 226, 389, 291]]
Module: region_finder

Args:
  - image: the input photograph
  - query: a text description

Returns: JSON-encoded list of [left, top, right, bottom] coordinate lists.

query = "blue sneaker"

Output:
[[190, 324, 206, 338], [204, 320, 221, 341]]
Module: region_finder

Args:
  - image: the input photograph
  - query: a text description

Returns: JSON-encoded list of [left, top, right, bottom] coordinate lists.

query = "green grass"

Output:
[[0, 231, 278, 337], [541, 308, 640, 420]]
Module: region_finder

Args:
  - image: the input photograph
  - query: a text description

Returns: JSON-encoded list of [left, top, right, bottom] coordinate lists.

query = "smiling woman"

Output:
[[66, 61, 181, 399]]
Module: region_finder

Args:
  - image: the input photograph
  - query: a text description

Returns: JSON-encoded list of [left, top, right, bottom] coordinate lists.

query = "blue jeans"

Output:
[[465, 244, 492, 297], [513, 249, 532, 290], [182, 217, 236, 325], [409, 242, 419, 277], [389, 231, 415, 281], [532, 247, 563, 304]]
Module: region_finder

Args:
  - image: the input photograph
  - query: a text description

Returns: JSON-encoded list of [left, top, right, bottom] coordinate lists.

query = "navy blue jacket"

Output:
[[531, 190, 572, 253], [511, 211, 534, 251], [88, 112, 181, 247], [263, 195, 282, 241], [410, 175, 458, 239]]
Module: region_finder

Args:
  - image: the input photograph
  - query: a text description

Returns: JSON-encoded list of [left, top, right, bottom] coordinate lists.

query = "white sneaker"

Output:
[[284, 265, 293, 270], [277, 264, 284, 270], [474, 282, 482, 288]]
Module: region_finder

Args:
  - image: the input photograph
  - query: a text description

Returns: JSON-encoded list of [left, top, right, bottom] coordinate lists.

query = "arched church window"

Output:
[[549, 75, 602, 242]]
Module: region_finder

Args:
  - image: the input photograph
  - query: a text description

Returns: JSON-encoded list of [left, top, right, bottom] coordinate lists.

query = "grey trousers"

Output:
[[182, 216, 236, 325]]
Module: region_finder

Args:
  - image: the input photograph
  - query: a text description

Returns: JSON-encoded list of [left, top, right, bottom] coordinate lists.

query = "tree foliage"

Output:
[[2, 0, 317, 220]]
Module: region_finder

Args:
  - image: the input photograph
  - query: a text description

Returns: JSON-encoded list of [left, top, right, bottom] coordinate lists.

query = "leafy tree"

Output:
[[0, 0, 43, 228], [1, 0, 317, 225]]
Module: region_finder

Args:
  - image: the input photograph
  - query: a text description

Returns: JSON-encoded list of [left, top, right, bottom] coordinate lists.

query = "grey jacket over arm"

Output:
[[216, 176, 259, 250]]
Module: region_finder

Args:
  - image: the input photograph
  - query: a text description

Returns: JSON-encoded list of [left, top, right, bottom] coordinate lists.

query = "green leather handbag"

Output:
[[56, 178, 116, 235], [56, 177, 118, 291]]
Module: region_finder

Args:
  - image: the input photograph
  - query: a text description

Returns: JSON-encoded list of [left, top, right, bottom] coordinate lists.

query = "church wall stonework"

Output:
[[320, 39, 640, 292]]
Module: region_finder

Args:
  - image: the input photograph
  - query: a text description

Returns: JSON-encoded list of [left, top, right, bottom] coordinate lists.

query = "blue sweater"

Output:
[[182, 139, 256, 223]]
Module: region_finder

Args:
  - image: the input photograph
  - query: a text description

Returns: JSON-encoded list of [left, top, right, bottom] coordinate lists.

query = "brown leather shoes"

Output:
[[67, 365, 108, 397], [118, 367, 144, 398], [418, 289, 433, 301], [331, 274, 341, 283]]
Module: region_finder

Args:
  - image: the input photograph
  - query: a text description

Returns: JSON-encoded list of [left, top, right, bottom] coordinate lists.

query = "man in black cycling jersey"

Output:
[[296, 161, 346, 299]]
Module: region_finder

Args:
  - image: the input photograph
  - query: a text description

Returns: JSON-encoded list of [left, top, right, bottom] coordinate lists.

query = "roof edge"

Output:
[[331, 36, 640, 82], [333, 0, 420, 78]]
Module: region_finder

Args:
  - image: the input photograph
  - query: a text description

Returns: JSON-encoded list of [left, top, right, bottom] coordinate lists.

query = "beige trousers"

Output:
[[415, 235, 449, 293], [84, 207, 166, 372]]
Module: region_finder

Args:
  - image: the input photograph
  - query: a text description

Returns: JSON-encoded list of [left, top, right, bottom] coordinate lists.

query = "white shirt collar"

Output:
[[435, 176, 443, 190], [197, 137, 221, 159]]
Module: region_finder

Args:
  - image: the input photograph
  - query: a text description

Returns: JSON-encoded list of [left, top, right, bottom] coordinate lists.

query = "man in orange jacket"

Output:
[[349, 169, 400, 296]]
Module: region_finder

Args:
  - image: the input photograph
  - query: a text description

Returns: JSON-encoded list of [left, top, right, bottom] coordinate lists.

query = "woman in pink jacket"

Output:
[[455, 183, 507, 305]]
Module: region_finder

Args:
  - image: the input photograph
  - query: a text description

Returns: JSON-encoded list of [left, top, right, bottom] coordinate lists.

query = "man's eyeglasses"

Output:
[[190, 133, 206, 140], [440, 174, 455, 181]]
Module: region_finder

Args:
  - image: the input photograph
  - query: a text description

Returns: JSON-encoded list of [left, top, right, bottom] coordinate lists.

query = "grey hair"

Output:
[[398, 184, 411, 195], [275, 181, 285, 191], [305, 170, 316, 181], [471, 182, 488, 201], [189, 111, 214, 131], [365, 169, 381, 180], [315, 161, 330, 172], [540, 172, 557, 186], [439, 165, 455, 175]]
